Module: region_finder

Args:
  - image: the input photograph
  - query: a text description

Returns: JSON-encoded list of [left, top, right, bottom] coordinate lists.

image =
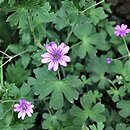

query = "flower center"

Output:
[[22, 104, 27, 110], [52, 53, 61, 61]]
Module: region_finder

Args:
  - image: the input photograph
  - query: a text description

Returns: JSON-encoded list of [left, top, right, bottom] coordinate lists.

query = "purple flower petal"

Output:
[[21, 111, 26, 120], [48, 61, 54, 70], [121, 24, 127, 30], [26, 110, 32, 117], [45, 44, 54, 53], [62, 55, 71, 62], [50, 42, 57, 51], [41, 58, 51, 63], [59, 60, 67, 66], [18, 111, 23, 119], [41, 53, 51, 58], [115, 25, 121, 30], [126, 29, 130, 33], [61, 46, 70, 54], [14, 104, 20, 108], [53, 62, 59, 71], [114, 31, 120, 36], [58, 42, 66, 52]]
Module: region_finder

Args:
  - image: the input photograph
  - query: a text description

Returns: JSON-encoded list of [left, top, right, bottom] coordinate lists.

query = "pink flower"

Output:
[[14, 99, 34, 120], [114, 24, 130, 37], [41, 42, 71, 71]]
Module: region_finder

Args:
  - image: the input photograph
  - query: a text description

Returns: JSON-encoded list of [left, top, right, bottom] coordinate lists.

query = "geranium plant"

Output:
[[0, 0, 130, 130]]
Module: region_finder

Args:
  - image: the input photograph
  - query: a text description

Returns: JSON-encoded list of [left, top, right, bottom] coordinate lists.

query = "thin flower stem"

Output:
[[112, 54, 129, 61], [80, 0, 105, 14], [11, 50, 28, 59], [0, 50, 10, 58], [0, 57, 9, 59], [71, 42, 81, 49], [0, 59, 10, 68], [122, 37, 130, 55], [65, 22, 76, 44], [0, 60, 3, 88], [0, 47, 9, 87], [57, 70, 61, 80], [107, 79, 117, 89], [28, 15, 44, 50], [4, 104, 13, 116], [0, 50, 28, 68], [43, 100, 53, 115], [9, 102, 14, 126], [60, 66, 66, 78], [0, 99, 18, 103]]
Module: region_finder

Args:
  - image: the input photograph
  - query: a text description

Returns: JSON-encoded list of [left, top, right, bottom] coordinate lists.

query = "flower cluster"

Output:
[[41, 42, 71, 71], [14, 99, 34, 120]]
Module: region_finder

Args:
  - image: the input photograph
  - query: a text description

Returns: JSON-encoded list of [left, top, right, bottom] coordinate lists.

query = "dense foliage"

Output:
[[0, 0, 130, 130]]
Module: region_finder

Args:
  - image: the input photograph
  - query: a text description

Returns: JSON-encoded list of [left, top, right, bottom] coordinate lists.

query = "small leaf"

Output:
[[6, 60, 30, 86], [21, 53, 30, 69], [117, 100, 130, 118]]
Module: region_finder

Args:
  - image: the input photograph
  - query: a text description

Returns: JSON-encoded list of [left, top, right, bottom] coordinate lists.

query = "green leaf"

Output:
[[62, 126, 80, 130], [115, 123, 130, 130], [0, 0, 4, 4], [9, 113, 37, 130], [21, 53, 30, 69], [79, 0, 86, 8], [107, 87, 126, 102], [8, 0, 15, 7], [111, 60, 130, 82], [73, 21, 92, 40], [91, 103, 106, 122], [28, 67, 82, 109], [53, 8, 70, 30], [89, 122, 104, 130], [87, 56, 109, 88], [31, 2, 55, 24], [6, 7, 28, 29], [62, 0, 78, 15], [117, 100, 130, 118], [6, 60, 30, 86], [19, 83, 31, 98], [2, 83, 19, 99], [21, 33, 31, 45], [89, 7, 108, 25], [42, 110, 66, 129], [70, 92, 106, 126], [9, 44, 23, 54], [73, 20, 107, 58]]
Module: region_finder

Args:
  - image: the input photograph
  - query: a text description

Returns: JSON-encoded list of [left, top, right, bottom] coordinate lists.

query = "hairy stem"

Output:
[[122, 37, 130, 56], [0, 47, 9, 87], [71, 42, 81, 49], [107, 79, 117, 89], [28, 15, 44, 50], [57, 70, 61, 80], [65, 22, 76, 44], [0, 50, 28, 68], [0, 99, 18, 103], [80, 0, 105, 14]]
